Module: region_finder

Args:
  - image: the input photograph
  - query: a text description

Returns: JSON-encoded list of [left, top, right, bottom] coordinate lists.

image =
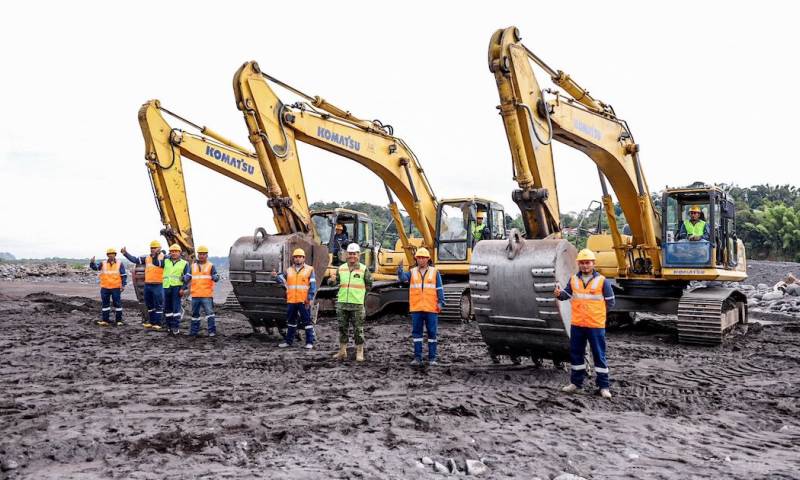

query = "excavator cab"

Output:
[[311, 208, 376, 270], [661, 186, 740, 269], [435, 198, 506, 263]]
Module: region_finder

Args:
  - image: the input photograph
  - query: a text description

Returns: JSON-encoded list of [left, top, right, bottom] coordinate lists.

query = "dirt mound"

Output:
[[22, 291, 140, 314], [745, 259, 800, 286]]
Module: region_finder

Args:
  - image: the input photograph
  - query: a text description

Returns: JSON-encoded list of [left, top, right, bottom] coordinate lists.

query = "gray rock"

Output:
[[421, 456, 434, 465], [434, 461, 450, 474], [757, 283, 769, 290], [622, 447, 640, 460], [416, 461, 427, 469], [762, 291, 785, 301], [554, 474, 587, 480], [465, 459, 489, 476], [446, 458, 459, 473], [786, 284, 800, 296], [739, 284, 755, 291], [1, 459, 19, 471]]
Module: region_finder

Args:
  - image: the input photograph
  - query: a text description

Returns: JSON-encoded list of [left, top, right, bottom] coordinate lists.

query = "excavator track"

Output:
[[440, 283, 471, 322], [223, 291, 243, 313], [677, 287, 748, 345]]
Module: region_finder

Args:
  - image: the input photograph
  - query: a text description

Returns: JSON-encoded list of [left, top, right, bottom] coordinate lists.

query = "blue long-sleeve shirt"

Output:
[[183, 262, 220, 288], [556, 270, 615, 308], [122, 251, 164, 267], [89, 259, 128, 287], [397, 266, 446, 307], [332, 232, 349, 255], [275, 264, 317, 301]]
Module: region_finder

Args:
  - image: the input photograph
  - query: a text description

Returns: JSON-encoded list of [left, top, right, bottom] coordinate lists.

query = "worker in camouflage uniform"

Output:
[[330, 243, 372, 362]]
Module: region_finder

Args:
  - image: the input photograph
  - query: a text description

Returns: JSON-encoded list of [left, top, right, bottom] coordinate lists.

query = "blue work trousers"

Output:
[[569, 326, 609, 389], [100, 288, 122, 322], [143, 283, 163, 326], [285, 302, 314, 345], [411, 312, 438, 361], [190, 297, 216, 336], [164, 286, 183, 331]]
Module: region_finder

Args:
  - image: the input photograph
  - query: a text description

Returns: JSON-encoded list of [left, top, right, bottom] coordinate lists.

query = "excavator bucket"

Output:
[[470, 232, 577, 362], [228, 228, 328, 334]]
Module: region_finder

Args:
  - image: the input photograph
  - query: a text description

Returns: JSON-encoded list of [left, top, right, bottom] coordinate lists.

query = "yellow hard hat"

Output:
[[150, 240, 161, 248], [576, 249, 596, 261], [476, 211, 486, 219], [415, 247, 431, 258], [106, 248, 117, 254], [689, 205, 702, 213], [196, 245, 209, 254], [292, 248, 306, 257], [169, 244, 181, 252]]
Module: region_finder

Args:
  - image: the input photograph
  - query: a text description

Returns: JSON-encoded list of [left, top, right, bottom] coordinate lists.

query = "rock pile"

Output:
[[0, 262, 96, 283], [743, 273, 800, 315]]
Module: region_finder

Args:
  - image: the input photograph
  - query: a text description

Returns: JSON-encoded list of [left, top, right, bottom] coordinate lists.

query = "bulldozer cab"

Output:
[[661, 186, 739, 269], [311, 208, 376, 270], [435, 198, 506, 263]]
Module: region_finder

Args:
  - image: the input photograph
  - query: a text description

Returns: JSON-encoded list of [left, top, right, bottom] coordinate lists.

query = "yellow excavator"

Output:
[[472, 27, 748, 362], [230, 61, 507, 321], [137, 100, 391, 332]]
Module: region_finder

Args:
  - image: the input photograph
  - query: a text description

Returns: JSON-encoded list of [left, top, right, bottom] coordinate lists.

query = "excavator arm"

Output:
[[233, 61, 439, 266], [137, 100, 267, 256], [488, 26, 661, 276], [473, 27, 747, 360]]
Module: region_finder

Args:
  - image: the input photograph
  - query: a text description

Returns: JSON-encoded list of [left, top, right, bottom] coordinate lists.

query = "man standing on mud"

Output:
[[89, 248, 127, 327], [272, 248, 317, 349], [554, 249, 615, 399], [397, 247, 445, 366], [121, 241, 165, 330], [330, 243, 372, 362], [163, 244, 190, 336], [186, 246, 220, 337]]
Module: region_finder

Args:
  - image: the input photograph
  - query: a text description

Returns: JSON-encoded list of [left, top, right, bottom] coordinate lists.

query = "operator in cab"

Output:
[[471, 211, 491, 246], [331, 223, 350, 260], [675, 205, 709, 242]]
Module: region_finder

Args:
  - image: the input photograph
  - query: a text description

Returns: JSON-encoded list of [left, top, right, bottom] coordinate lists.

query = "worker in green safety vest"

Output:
[[471, 211, 490, 247], [676, 205, 710, 241], [329, 243, 372, 362]]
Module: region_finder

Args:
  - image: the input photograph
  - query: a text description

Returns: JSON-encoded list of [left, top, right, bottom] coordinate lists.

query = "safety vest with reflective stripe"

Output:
[[472, 222, 486, 241], [162, 259, 188, 288], [190, 262, 214, 298], [144, 255, 163, 284], [99, 261, 123, 289], [570, 274, 607, 328], [409, 266, 439, 313], [337, 263, 367, 305], [683, 220, 706, 237], [286, 264, 313, 303]]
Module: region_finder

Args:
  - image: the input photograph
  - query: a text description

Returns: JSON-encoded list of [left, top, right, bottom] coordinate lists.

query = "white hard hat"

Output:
[[346, 243, 360, 253]]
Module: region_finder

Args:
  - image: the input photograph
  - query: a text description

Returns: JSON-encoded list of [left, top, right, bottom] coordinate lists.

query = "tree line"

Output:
[[313, 184, 800, 262]]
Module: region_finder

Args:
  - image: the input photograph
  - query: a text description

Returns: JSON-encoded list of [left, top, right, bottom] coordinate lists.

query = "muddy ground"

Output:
[[1, 272, 800, 479]]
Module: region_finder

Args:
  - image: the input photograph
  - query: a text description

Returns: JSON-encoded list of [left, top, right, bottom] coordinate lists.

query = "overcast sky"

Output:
[[1, 1, 798, 258]]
